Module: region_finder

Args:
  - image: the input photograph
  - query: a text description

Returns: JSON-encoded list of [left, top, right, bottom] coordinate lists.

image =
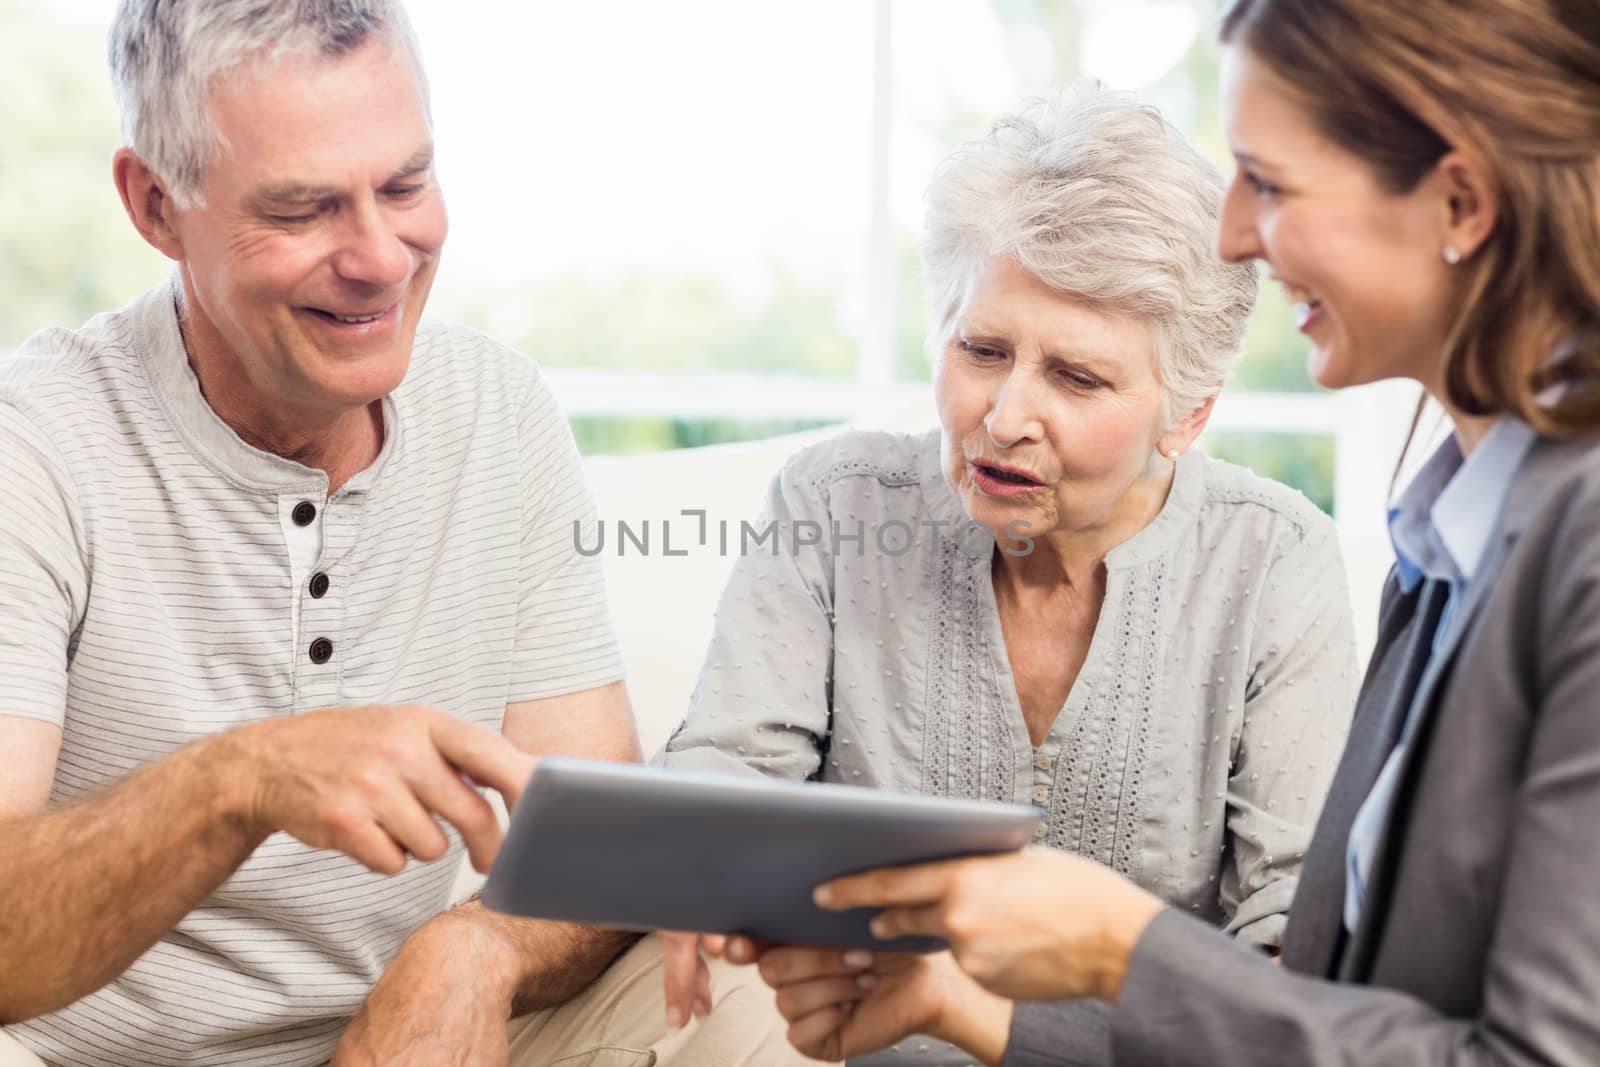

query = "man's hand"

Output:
[[218, 704, 536, 875], [332, 912, 521, 1067], [744, 943, 1013, 1065]]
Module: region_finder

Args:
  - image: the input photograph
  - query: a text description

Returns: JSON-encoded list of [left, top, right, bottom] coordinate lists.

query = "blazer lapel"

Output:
[[1336, 572, 1502, 978], [1335, 437, 1591, 978], [1280, 575, 1442, 976]]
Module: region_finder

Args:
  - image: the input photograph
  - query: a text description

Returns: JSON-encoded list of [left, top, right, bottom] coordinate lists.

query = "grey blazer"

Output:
[[1045, 435, 1600, 1066]]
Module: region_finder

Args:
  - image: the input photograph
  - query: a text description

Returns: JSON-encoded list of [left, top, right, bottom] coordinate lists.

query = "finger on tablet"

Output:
[[430, 717, 539, 811], [814, 861, 954, 911], [868, 905, 944, 942], [725, 935, 772, 965]]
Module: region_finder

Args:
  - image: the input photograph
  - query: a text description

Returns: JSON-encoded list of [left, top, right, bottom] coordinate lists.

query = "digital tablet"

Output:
[[481, 758, 1042, 953]]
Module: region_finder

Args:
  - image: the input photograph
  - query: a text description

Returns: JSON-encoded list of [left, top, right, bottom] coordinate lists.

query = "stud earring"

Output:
[[1443, 245, 1462, 265], [1164, 448, 1181, 462]]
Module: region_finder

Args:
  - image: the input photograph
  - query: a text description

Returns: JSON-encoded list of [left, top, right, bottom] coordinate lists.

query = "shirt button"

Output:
[[1031, 784, 1050, 804], [1032, 823, 1049, 842], [1034, 752, 1055, 773], [308, 637, 334, 664], [309, 572, 330, 599], [292, 501, 318, 526]]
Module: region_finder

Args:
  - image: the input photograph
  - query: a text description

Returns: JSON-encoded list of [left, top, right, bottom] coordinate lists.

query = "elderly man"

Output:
[[0, 2, 801, 1065]]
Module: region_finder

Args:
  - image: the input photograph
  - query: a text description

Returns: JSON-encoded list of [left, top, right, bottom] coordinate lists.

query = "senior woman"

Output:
[[658, 92, 1358, 1064], [752, 1, 1600, 1065]]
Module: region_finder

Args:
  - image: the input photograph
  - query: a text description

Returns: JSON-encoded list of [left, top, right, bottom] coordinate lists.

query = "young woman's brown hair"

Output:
[[1221, 0, 1600, 438]]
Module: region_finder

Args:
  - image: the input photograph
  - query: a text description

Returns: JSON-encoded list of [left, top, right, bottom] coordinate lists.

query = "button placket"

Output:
[[293, 496, 344, 712], [297, 587, 341, 707], [1027, 742, 1060, 843], [301, 562, 338, 671]]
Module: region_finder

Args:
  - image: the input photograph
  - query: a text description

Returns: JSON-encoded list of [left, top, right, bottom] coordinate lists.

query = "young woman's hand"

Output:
[[813, 847, 1165, 1003]]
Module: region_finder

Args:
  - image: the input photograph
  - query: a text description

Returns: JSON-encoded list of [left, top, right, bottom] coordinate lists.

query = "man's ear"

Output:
[[1157, 395, 1216, 459], [113, 148, 185, 261]]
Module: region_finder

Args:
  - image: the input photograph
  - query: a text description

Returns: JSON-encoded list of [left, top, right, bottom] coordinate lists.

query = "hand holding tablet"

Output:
[[482, 758, 1042, 953]]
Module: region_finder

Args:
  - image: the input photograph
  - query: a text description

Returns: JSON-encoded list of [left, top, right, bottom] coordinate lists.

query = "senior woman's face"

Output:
[[934, 257, 1167, 543]]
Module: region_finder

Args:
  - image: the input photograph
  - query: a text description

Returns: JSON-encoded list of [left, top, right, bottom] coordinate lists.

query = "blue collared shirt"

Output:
[[1343, 418, 1536, 932]]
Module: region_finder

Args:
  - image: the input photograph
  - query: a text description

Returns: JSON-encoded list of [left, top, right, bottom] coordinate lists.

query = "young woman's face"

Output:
[[1217, 45, 1458, 392]]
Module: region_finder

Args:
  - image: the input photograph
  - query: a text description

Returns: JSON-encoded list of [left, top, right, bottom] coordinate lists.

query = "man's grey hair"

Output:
[[109, 0, 429, 210], [922, 89, 1258, 427]]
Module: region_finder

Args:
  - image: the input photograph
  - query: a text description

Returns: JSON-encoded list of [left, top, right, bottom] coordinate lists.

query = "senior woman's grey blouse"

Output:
[[661, 428, 1358, 952]]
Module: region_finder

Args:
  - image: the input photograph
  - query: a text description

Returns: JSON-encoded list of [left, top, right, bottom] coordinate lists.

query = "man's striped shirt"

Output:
[[0, 277, 624, 1065]]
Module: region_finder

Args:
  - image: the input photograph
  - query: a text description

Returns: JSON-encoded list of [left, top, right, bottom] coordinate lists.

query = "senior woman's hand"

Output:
[[812, 847, 1166, 1003], [743, 945, 1013, 1065], [661, 930, 723, 1027]]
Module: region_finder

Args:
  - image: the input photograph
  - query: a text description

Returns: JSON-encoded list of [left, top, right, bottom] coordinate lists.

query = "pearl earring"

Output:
[[1165, 448, 1181, 462], [1443, 245, 1462, 265]]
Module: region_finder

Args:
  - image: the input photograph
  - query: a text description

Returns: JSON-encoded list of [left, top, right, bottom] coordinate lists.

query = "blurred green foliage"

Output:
[[570, 416, 835, 456], [1205, 431, 1336, 513], [0, 0, 167, 346]]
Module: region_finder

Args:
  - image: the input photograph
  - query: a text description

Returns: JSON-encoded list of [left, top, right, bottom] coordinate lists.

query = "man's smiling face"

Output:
[[169, 35, 447, 420]]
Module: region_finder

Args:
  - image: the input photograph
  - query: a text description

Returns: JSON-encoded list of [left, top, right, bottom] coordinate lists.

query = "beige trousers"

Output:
[[0, 935, 828, 1067], [0, 1029, 37, 1067]]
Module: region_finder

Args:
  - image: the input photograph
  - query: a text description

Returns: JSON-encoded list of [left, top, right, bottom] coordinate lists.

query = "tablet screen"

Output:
[[483, 758, 1042, 952]]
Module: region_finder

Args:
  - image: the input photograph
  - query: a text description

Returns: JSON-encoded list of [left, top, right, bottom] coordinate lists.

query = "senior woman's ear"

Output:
[[1157, 395, 1217, 461]]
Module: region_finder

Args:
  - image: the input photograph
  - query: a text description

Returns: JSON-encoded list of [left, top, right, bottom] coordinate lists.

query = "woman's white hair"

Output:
[[108, 0, 429, 209], [922, 89, 1258, 427]]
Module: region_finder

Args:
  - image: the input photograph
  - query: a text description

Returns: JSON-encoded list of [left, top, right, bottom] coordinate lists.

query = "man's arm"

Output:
[[0, 705, 536, 1025], [0, 715, 267, 1022]]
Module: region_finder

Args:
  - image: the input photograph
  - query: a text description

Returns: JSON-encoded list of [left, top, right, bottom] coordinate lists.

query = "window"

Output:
[[2, 0, 1420, 531]]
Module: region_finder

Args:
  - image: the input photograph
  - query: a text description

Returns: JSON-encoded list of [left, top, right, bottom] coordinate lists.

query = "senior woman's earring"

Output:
[[1164, 448, 1181, 462], [1443, 245, 1462, 266]]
